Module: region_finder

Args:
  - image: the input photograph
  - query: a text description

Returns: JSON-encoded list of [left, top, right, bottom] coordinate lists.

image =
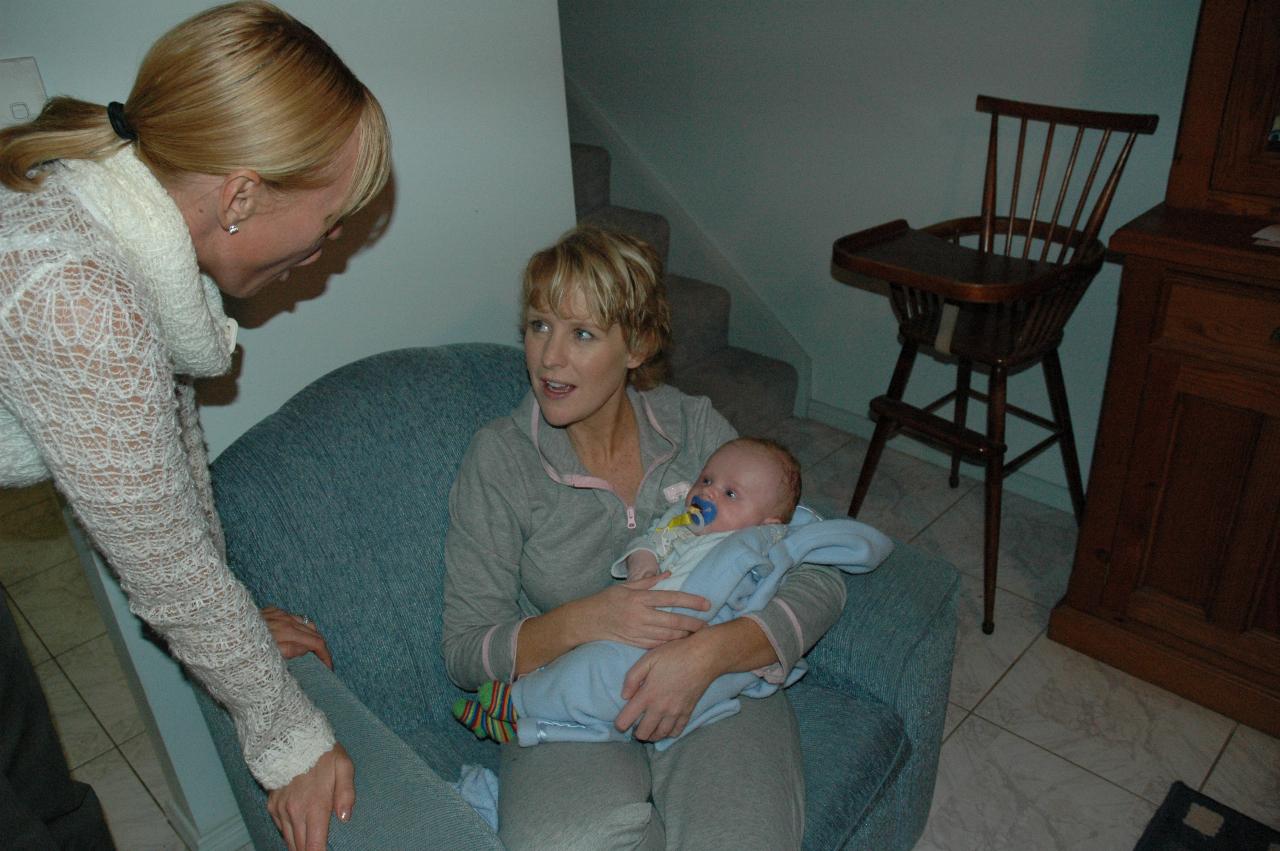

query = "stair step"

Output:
[[570, 143, 611, 218], [579, 204, 670, 270], [669, 347, 797, 436], [569, 140, 795, 435], [666, 274, 730, 370]]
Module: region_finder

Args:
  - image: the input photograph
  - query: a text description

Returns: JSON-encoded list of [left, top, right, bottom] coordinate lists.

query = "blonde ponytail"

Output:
[[0, 1, 389, 216], [0, 97, 126, 191]]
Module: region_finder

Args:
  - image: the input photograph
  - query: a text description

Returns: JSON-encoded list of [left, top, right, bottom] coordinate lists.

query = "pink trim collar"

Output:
[[528, 392, 675, 492]]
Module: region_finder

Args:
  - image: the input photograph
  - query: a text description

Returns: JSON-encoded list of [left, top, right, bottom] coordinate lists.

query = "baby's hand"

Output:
[[626, 550, 661, 581]]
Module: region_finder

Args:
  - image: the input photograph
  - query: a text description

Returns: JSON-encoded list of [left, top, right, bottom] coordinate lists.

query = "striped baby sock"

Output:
[[452, 681, 518, 743], [477, 680, 517, 722], [452, 697, 516, 743]]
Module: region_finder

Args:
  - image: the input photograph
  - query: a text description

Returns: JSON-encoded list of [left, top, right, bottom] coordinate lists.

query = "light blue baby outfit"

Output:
[[509, 506, 894, 749], [613, 502, 743, 589]]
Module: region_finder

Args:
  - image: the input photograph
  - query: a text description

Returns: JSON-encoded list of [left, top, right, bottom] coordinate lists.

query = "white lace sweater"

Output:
[[0, 147, 334, 789]]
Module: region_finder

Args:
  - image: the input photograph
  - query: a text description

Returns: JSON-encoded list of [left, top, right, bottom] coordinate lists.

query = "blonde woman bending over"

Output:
[[0, 3, 390, 848]]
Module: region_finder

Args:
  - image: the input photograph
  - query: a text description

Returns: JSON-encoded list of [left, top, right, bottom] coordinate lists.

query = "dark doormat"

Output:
[[1134, 781, 1280, 850]]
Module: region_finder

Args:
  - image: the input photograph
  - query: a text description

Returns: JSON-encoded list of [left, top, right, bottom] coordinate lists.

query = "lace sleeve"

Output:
[[0, 259, 333, 789], [175, 379, 226, 562]]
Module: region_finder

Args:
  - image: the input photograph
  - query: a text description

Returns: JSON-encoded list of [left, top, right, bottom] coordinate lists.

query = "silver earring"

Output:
[[226, 224, 239, 235]]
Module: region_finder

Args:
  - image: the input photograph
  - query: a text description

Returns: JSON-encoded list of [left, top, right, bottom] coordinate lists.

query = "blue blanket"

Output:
[[511, 508, 894, 749]]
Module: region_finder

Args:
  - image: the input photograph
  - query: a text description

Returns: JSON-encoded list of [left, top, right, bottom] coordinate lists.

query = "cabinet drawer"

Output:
[[1160, 275, 1280, 368]]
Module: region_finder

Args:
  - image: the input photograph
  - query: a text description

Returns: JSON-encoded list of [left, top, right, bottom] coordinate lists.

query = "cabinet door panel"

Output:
[[1108, 352, 1280, 675], [1147, 394, 1258, 608]]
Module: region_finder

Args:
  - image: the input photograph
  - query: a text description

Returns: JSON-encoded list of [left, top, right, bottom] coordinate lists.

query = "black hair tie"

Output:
[[107, 102, 137, 142]]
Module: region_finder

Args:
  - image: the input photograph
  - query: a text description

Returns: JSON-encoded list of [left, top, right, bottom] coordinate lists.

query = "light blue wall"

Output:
[[559, 0, 1201, 507], [2, 0, 575, 456]]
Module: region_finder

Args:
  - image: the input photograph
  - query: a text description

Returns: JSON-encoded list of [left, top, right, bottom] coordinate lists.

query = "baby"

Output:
[[453, 437, 893, 748], [621, 437, 800, 590]]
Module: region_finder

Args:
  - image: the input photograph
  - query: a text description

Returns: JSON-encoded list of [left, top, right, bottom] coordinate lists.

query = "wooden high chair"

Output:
[[832, 95, 1158, 634]]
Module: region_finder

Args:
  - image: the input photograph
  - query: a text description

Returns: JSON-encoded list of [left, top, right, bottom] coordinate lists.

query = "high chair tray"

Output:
[[832, 219, 1064, 303]]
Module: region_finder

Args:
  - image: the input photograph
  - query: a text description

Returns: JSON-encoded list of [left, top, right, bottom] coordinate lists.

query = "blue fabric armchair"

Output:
[[196, 343, 958, 850]]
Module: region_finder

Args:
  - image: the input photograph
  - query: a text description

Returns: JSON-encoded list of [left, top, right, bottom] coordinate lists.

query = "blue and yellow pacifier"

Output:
[[664, 496, 717, 530]]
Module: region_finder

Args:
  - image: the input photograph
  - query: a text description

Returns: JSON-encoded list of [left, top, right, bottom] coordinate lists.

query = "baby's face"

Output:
[[685, 442, 786, 535]]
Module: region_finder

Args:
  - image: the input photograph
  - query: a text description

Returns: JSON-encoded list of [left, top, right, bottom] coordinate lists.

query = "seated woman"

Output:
[[453, 437, 894, 750], [442, 225, 849, 849]]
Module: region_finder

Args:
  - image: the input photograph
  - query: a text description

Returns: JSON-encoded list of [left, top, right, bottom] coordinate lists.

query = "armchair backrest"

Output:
[[211, 343, 528, 775]]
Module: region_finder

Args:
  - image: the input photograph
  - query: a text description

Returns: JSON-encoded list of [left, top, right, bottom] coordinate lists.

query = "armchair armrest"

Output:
[[290, 656, 503, 850], [805, 543, 959, 738], [199, 655, 503, 850]]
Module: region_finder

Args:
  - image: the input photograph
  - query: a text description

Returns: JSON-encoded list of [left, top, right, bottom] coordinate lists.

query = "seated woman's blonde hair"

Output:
[[521, 225, 673, 390], [0, 0, 390, 219]]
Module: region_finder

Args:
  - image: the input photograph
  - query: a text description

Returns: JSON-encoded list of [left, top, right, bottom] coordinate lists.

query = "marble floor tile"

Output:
[[975, 634, 1235, 804], [120, 733, 176, 818], [8, 557, 105, 656], [949, 574, 1047, 710], [801, 436, 978, 539], [0, 496, 77, 586], [34, 658, 115, 769], [60, 633, 145, 745], [5, 589, 50, 665], [1202, 724, 1280, 830], [0, 480, 55, 518], [72, 747, 186, 850], [761, 416, 854, 467], [943, 702, 968, 740], [910, 486, 1077, 609], [915, 714, 1155, 851]]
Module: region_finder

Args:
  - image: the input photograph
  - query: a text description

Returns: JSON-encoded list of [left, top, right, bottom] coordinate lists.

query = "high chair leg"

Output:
[[981, 365, 1008, 635], [950, 360, 972, 487], [1043, 350, 1086, 523], [849, 342, 918, 517]]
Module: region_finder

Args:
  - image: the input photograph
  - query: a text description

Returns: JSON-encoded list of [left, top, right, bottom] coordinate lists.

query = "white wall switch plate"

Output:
[[0, 57, 47, 128]]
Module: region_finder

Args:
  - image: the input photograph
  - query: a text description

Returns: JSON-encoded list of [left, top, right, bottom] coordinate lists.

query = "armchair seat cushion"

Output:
[[793, 680, 908, 851]]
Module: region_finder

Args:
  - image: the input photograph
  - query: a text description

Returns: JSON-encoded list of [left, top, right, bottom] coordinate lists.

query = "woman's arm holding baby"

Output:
[[615, 561, 845, 740], [513, 572, 710, 677], [614, 616, 774, 741]]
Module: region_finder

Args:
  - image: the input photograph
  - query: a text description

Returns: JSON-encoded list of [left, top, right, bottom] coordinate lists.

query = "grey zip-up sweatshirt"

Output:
[[442, 384, 846, 690]]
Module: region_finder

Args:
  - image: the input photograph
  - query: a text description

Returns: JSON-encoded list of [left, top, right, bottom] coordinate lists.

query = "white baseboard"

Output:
[[168, 806, 251, 851]]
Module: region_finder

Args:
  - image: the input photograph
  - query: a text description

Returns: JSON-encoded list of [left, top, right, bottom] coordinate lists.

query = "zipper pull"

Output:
[[626, 506, 637, 530]]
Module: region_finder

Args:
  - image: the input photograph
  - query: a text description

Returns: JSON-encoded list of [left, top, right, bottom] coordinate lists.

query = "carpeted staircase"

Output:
[[570, 143, 799, 435]]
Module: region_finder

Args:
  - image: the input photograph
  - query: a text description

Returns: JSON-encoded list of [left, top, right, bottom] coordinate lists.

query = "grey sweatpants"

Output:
[[497, 689, 804, 850]]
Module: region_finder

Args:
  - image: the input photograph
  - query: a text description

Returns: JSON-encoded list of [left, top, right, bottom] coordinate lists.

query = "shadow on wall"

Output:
[[195, 174, 398, 407]]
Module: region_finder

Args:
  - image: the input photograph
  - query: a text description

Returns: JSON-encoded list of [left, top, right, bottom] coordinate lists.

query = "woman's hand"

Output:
[[261, 606, 333, 669], [614, 634, 719, 741], [513, 574, 711, 678], [585, 572, 710, 649], [266, 743, 355, 851]]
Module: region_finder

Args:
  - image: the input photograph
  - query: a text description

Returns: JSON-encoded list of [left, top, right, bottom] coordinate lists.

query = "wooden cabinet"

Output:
[[1048, 1, 1280, 736], [1048, 207, 1280, 736], [1165, 0, 1280, 217]]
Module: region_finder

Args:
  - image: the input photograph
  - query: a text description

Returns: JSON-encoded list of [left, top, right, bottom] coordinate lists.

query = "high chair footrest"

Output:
[[870, 396, 1003, 459]]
